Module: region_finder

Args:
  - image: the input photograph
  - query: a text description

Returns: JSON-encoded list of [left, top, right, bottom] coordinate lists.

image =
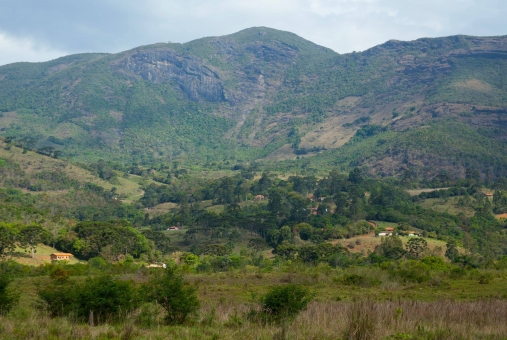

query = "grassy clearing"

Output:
[[9, 244, 81, 266], [0, 141, 144, 201], [407, 187, 449, 196], [371, 221, 398, 229], [417, 196, 475, 217], [333, 233, 449, 255]]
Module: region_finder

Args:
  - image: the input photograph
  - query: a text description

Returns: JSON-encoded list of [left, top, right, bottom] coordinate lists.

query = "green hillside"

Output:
[[1, 27, 507, 178]]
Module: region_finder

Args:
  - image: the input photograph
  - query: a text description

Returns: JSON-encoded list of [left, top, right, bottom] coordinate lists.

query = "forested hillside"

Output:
[[1, 27, 507, 179]]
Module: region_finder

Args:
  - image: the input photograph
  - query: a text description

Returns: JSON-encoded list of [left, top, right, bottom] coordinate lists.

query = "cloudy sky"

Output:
[[0, 0, 506, 66]]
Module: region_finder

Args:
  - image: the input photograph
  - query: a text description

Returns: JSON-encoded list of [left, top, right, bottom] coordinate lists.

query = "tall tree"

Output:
[[0, 223, 18, 260], [20, 225, 49, 259]]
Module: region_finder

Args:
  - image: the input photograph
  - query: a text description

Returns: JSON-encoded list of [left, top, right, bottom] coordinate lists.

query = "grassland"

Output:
[[8, 245, 80, 266], [332, 233, 449, 256], [417, 196, 476, 217], [0, 141, 145, 202], [2, 267, 507, 339]]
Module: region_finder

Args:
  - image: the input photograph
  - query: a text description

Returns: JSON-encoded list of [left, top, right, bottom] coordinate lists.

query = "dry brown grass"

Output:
[[332, 233, 449, 255], [1, 299, 507, 339], [407, 187, 449, 196], [454, 79, 492, 92], [0, 141, 143, 200]]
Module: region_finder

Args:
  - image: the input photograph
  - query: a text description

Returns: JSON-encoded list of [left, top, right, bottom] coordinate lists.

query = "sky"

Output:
[[0, 0, 506, 66]]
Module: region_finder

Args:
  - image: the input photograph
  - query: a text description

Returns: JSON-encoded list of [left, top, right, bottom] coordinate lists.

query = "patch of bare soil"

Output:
[[109, 110, 124, 122], [263, 144, 297, 161], [407, 188, 449, 196], [454, 79, 492, 92]]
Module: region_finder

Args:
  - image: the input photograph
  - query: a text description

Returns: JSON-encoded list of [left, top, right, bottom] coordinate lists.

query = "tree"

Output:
[[348, 167, 363, 184], [200, 244, 231, 256], [405, 238, 428, 259], [0, 223, 18, 260], [445, 239, 459, 262], [20, 225, 49, 259], [374, 235, 406, 260], [334, 192, 349, 215], [267, 191, 285, 217], [148, 267, 200, 324], [288, 195, 308, 222], [279, 226, 293, 244]]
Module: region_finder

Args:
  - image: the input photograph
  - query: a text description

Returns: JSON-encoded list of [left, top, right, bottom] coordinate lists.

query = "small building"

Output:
[[378, 232, 392, 237], [50, 253, 73, 261], [486, 193, 493, 197], [167, 226, 180, 231], [255, 195, 265, 200], [385, 227, 395, 232]]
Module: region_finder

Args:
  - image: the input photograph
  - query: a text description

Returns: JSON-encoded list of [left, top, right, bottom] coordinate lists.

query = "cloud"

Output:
[[0, 0, 506, 66], [0, 32, 67, 66]]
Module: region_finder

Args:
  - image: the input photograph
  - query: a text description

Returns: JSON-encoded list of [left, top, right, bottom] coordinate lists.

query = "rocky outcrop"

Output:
[[111, 49, 226, 102]]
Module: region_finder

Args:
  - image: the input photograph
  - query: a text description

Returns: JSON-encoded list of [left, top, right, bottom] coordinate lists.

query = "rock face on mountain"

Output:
[[0, 27, 507, 178], [111, 49, 227, 103]]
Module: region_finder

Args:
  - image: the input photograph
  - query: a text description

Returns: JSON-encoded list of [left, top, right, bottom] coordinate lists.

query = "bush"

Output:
[[257, 284, 314, 324], [389, 261, 431, 283], [341, 274, 381, 288], [38, 275, 141, 323], [0, 273, 19, 314], [147, 266, 200, 324]]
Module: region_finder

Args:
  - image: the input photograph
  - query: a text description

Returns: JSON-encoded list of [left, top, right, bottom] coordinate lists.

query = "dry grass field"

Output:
[[416, 197, 476, 217], [0, 141, 144, 201], [2, 269, 507, 339], [9, 244, 80, 266], [332, 232, 449, 255]]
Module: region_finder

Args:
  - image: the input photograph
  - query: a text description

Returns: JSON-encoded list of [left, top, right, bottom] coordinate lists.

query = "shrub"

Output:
[[38, 275, 141, 323], [147, 266, 200, 324], [0, 273, 19, 314], [389, 261, 431, 283], [341, 274, 381, 288], [258, 284, 314, 324], [421, 256, 449, 271]]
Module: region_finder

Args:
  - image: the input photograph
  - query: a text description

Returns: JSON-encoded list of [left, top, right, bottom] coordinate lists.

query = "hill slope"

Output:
[[1, 27, 507, 178]]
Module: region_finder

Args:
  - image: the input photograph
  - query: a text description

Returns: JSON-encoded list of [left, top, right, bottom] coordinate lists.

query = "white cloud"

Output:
[[0, 32, 67, 66], [0, 0, 506, 65]]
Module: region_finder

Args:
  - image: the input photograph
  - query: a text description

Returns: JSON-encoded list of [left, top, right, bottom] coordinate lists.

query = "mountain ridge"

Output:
[[1, 27, 507, 179]]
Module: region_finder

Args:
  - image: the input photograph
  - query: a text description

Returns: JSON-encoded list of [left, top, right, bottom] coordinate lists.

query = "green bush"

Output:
[[0, 273, 19, 314], [38, 275, 141, 323], [389, 261, 431, 283], [341, 274, 381, 287], [147, 267, 200, 324], [258, 284, 314, 324]]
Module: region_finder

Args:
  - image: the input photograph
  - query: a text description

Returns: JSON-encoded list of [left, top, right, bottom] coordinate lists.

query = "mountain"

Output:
[[1, 27, 507, 179]]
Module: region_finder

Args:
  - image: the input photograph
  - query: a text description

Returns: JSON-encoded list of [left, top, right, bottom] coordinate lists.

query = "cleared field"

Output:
[[332, 232, 449, 256], [10, 244, 81, 266], [417, 196, 475, 217], [407, 187, 449, 196], [0, 141, 151, 203]]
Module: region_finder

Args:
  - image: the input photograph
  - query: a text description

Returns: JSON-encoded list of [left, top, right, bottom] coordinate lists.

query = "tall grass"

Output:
[[1, 299, 507, 339]]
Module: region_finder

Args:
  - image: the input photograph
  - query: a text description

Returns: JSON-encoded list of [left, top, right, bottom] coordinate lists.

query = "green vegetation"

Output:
[[0, 29, 506, 179], [2, 28, 507, 338]]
